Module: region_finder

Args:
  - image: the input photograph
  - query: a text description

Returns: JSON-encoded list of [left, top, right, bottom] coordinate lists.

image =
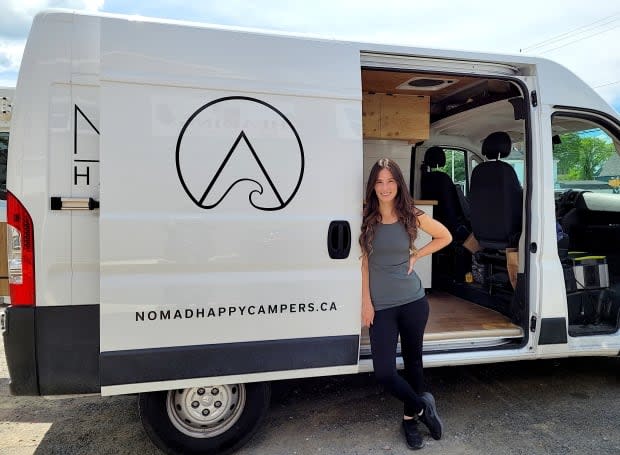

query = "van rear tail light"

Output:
[[7, 191, 35, 306]]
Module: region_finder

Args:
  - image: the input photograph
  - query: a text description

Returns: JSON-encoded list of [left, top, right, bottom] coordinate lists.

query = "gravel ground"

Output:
[[1, 308, 619, 454]]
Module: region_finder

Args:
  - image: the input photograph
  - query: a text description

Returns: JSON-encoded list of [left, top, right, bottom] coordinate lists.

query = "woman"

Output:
[[360, 158, 452, 450]]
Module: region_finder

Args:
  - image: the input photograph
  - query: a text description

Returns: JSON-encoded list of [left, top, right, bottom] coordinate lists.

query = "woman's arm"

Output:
[[408, 214, 453, 274], [361, 255, 375, 327]]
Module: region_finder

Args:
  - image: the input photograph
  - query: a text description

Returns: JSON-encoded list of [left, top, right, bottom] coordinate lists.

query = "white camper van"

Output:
[[3, 10, 620, 455]]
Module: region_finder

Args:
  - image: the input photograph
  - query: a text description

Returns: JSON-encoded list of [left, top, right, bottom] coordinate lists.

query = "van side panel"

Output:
[[70, 86, 100, 310], [47, 84, 73, 306], [3, 12, 93, 395], [16, 13, 74, 309], [97, 19, 363, 393]]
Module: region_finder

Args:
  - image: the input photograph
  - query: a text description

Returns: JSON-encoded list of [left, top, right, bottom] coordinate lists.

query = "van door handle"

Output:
[[50, 197, 99, 210], [327, 220, 351, 259]]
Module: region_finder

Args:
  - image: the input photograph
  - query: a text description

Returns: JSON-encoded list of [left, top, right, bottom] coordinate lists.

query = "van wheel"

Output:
[[139, 382, 270, 455]]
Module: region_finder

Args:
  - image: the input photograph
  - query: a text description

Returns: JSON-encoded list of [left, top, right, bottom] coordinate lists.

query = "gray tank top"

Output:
[[369, 222, 426, 311]]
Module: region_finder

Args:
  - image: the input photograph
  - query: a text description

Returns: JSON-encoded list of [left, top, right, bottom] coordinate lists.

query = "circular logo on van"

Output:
[[176, 97, 304, 211]]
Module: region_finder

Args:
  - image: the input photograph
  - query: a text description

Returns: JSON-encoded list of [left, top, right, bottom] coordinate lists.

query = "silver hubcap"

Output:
[[166, 384, 246, 438]]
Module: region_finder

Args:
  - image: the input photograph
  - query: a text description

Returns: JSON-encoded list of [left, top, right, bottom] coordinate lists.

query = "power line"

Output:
[[594, 79, 620, 89], [538, 23, 620, 54], [522, 13, 619, 52], [521, 13, 619, 52]]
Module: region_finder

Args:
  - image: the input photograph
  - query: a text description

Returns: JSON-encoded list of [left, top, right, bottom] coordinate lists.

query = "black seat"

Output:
[[420, 146, 469, 241], [469, 132, 522, 250]]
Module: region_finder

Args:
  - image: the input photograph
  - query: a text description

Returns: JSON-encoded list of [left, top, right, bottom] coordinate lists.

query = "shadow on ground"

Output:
[[0, 356, 618, 455]]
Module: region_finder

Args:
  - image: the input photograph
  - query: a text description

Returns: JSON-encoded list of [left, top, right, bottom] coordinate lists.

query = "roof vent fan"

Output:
[[397, 77, 457, 91]]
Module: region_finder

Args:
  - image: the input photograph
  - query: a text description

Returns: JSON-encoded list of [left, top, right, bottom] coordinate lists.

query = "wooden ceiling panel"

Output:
[[361, 69, 479, 101]]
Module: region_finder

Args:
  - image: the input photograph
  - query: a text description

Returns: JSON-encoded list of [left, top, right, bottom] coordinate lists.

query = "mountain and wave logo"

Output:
[[176, 97, 304, 211]]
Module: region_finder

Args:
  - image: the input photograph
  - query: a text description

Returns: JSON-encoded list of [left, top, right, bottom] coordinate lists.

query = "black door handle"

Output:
[[327, 221, 351, 259]]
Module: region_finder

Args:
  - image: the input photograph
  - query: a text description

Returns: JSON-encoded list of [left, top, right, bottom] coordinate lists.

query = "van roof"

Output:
[[38, 8, 548, 68], [30, 9, 619, 118]]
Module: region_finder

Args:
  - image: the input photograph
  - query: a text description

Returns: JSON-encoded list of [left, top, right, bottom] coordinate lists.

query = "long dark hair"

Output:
[[359, 158, 418, 256]]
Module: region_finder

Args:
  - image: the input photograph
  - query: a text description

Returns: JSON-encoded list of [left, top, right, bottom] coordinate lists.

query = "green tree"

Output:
[[553, 132, 614, 181], [553, 132, 581, 176], [438, 149, 466, 184]]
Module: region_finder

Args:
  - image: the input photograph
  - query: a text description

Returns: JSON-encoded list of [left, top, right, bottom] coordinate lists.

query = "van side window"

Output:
[[551, 117, 620, 194], [435, 148, 468, 195], [0, 131, 7, 200], [505, 139, 526, 187]]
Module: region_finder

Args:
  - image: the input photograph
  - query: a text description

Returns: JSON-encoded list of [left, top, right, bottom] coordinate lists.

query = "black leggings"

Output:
[[369, 296, 429, 416]]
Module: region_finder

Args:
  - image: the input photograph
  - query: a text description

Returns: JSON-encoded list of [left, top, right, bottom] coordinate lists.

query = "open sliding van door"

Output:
[[360, 51, 539, 354], [98, 18, 363, 395]]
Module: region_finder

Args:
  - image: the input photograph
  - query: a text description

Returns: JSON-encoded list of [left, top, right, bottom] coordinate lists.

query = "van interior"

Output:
[[358, 66, 620, 357]]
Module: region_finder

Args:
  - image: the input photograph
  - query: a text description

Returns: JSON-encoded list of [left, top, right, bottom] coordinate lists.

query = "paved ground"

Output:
[[0, 312, 619, 454]]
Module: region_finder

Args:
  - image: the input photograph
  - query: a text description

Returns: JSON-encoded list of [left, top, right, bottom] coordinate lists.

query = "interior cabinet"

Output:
[[362, 93, 430, 141]]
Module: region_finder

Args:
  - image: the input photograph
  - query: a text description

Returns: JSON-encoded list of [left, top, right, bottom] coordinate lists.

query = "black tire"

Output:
[[139, 382, 271, 455]]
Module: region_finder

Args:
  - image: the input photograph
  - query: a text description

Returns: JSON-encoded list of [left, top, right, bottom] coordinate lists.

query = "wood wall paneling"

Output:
[[362, 93, 381, 138], [362, 93, 430, 141]]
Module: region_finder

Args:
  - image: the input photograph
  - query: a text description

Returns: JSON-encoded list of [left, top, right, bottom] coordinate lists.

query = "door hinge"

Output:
[[50, 197, 99, 211], [530, 90, 538, 107], [530, 315, 537, 332]]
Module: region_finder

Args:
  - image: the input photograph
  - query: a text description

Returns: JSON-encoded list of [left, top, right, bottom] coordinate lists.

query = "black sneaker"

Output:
[[402, 418, 424, 450], [420, 392, 443, 440]]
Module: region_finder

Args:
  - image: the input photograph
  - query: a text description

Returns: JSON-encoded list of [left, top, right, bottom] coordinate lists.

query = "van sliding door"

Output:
[[98, 18, 363, 395]]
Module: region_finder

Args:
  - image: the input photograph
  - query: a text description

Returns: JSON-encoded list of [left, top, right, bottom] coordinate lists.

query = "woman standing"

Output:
[[360, 158, 452, 450]]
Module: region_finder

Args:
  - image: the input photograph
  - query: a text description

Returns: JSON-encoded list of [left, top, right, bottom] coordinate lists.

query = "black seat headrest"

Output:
[[482, 132, 511, 160], [424, 146, 446, 168]]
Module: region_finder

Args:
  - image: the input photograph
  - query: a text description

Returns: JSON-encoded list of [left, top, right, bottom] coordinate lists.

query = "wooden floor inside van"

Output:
[[360, 291, 523, 355]]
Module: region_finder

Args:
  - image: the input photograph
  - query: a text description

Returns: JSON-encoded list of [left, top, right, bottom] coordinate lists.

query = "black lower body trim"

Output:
[[2, 306, 39, 395], [100, 335, 360, 387], [539, 317, 568, 345], [2, 305, 100, 396], [36, 305, 100, 394]]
